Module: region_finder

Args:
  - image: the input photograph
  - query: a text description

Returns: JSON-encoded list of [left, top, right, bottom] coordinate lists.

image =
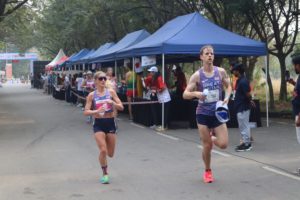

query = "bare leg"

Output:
[[94, 132, 108, 168], [212, 123, 228, 149], [127, 96, 133, 120], [106, 133, 116, 157], [198, 124, 212, 170]]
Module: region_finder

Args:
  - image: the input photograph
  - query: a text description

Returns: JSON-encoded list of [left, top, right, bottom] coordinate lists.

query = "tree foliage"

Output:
[[0, 0, 29, 22], [238, 0, 299, 101], [1, 0, 299, 106]]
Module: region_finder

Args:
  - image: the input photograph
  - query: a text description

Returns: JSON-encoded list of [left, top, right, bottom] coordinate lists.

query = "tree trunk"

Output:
[[242, 56, 257, 81], [278, 55, 288, 101], [266, 68, 275, 109]]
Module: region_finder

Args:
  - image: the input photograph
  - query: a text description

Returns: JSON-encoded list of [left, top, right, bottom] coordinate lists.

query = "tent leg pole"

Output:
[[132, 57, 135, 98], [264, 56, 269, 127], [115, 60, 117, 82], [162, 54, 165, 129]]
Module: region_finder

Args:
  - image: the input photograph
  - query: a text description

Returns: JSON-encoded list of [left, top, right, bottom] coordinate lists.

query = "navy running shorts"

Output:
[[196, 114, 223, 129], [93, 118, 117, 134]]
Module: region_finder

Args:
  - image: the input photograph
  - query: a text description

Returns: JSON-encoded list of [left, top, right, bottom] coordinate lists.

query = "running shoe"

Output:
[[100, 175, 110, 184], [155, 126, 168, 132], [203, 170, 214, 183], [235, 143, 252, 152], [149, 125, 156, 129]]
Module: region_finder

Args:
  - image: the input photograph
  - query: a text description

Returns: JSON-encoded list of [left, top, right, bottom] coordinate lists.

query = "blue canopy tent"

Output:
[[66, 49, 90, 71], [70, 49, 97, 71], [116, 12, 269, 128], [74, 49, 95, 64], [90, 29, 150, 81], [67, 49, 90, 65], [92, 29, 151, 63], [85, 42, 115, 64], [117, 12, 266, 57]]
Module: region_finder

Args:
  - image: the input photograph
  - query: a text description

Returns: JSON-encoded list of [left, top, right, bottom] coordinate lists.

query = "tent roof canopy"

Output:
[[92, 29, 150, 63], [86, 43, 115, 63], [73, 49, 96, 64], [55, 55, 69, 66], [46, 49, 66, 67], [66, 48, 90, 66], [117, 12, 267, 58]]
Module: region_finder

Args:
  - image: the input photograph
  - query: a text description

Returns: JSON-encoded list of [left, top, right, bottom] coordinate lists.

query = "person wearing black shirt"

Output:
[[287, 55, 300, 144], [231, 63, 254, 152]]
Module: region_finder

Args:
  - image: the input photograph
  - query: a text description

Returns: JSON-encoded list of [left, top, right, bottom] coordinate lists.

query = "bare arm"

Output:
[[183, 71, 205, 100], [287, 78, 296, 86], [125, 72, 130, 83], [109, 89, 124, 111], [219, 68, 232, 104], [81, 79, 87, 88], [83, 92, 97, 116]]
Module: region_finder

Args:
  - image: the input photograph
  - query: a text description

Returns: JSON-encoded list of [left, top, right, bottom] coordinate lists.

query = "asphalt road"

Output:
[[0, 84, 300, 200]]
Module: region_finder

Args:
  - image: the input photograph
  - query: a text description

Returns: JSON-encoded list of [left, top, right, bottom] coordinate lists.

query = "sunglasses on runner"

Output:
[[98, 77, 107, 81]]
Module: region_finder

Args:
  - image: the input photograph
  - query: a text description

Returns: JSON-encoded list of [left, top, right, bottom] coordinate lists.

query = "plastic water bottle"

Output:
[[99, 103, 106, 116], [203, 89, 209, 97], [199, 89, 208, 103]]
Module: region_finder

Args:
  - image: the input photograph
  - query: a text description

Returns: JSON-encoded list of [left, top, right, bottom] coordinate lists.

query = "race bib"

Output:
[[205, 89, 219, 103]]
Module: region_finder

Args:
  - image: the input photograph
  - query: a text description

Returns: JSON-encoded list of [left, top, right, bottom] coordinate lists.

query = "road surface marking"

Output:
[[262, 166, 300, 181], [197, 145, 231, 157], [155, 132, 179, 141], [276, 121, 292, 125], [130, 122, 145, 129]]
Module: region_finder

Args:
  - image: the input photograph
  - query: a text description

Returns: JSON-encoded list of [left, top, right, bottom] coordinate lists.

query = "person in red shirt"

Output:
[[144, 66, 171, 131]]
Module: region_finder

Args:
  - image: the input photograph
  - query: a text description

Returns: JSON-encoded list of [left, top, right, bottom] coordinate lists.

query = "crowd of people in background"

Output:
[[36, 63, 188, 129]]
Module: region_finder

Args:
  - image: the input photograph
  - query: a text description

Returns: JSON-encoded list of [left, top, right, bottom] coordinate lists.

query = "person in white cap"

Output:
[[145, 66, 171, 131], [183, 45, 232, 183]]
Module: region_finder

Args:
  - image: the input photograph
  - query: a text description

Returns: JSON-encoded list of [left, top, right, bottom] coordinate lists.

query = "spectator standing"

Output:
[[75, 73, 84, 107], [82, 71, 95, 123], [30, 73, 34, 88], [64, 73, 71, 102], [172, 65, 187, 98], [47, 72, 53, 94], [145, 66, 171, 131], [231, 63, 254, 152], [287, 54, 300, 144], [82, 71, 95, 95], [125, 64, 137, 120], [106, 67, 117, 91], [43, 73, 48, 93]]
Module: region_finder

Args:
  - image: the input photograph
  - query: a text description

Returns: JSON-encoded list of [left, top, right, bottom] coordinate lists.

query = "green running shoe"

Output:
[[100, 175, 110, 184]]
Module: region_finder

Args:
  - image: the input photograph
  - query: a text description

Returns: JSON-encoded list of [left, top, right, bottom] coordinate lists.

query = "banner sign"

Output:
[[134, 58, 143, 73], [124, 58, 130, 67], [0, 53, 38, 60], [141, 56, 156, 67]]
